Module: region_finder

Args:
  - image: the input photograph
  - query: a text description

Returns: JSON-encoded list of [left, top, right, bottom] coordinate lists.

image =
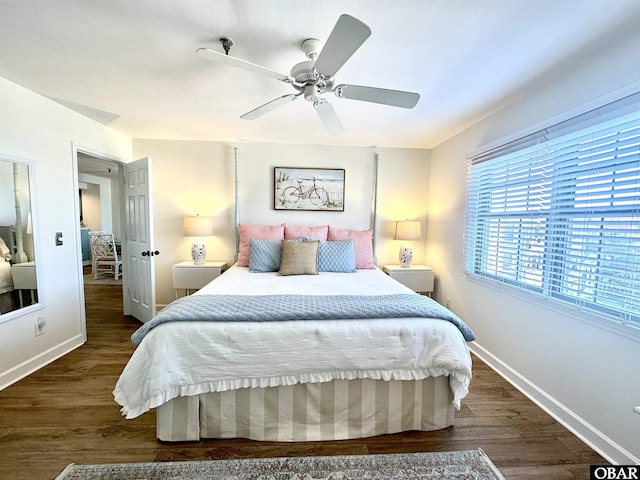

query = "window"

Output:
[[465, 93, 640, 328]]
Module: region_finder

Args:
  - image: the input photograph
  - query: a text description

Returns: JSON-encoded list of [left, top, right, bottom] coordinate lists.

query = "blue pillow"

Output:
[[292, 236, 313, 242], [318, 240, 356, 272], [249, 239, 282, 272]]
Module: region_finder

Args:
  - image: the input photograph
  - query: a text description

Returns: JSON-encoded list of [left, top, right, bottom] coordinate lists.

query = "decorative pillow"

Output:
[[327, 226, 375, 269], [249, 239, 282, 272], [237, 224, 285, 267], [318, 240, 356, 273], [284, 225, 329, 241], [291, 236, 313, 242], [278, 240, 319, 276]]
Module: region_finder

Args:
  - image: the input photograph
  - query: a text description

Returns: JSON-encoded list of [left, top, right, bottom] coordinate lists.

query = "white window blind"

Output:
[[465, 93, 640, 327]]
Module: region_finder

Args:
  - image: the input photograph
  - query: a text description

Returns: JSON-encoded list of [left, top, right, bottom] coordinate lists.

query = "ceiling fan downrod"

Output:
[[219, 37, 233, 55]]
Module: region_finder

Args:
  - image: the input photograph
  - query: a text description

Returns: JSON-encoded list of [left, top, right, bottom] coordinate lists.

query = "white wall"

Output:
[[78, 172, 122, 239], [427, 28, 640, 463], [79, 181, 103, 231], [0, 77, 132, 388], [133, 139, 430, 306]]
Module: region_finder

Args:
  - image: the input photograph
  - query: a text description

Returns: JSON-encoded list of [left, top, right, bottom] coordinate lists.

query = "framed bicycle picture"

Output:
[[274, 167, 345, 211]]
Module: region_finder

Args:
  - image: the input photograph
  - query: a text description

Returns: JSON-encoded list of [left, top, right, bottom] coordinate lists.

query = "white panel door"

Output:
[[123, 157, 156, 323]]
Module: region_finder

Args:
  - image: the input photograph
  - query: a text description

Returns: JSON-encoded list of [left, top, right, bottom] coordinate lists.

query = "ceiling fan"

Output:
[[196, 14, 420, 135]]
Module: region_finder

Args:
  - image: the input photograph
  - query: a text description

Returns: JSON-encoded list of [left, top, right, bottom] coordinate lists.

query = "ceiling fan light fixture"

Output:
[[303, 84, 320, 102]]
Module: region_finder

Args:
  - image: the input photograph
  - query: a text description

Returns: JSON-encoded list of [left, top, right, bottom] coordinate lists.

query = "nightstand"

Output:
[[172, 261, 227, 298], [383, 264, 434, 295]]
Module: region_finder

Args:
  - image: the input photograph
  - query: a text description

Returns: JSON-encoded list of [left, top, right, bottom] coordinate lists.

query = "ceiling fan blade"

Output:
[[240, 94, 299, 120], [196, 48, 293, 83], [334, 84, 420, 109], [314, 100, 345, 136], [314, 14, 371, 78]]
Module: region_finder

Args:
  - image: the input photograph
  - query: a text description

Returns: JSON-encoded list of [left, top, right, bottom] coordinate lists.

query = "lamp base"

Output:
[[191, 242, 206, 265], [399, 247, 413, 268]]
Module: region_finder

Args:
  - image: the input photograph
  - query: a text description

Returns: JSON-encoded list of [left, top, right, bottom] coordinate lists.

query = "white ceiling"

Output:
[[2, 0, 639, 149]]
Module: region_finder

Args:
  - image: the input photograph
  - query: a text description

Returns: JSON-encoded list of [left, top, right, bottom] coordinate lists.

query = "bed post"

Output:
[[13, 163, 28, 264], [371, 151, 379, 264], [233, 146, 239, 263]]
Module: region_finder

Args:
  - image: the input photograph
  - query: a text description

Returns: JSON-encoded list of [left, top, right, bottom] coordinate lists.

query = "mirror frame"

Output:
[[0, 154, 42, 323]]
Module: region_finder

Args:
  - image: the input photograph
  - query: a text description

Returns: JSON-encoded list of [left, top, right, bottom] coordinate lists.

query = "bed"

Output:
[[0, 227, 16, 313], [113, 225, 474, 442], [0, 257, 12, 295]]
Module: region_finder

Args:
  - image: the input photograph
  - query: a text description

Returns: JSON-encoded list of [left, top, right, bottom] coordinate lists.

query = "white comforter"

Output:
[[114, 266, 473, 419]]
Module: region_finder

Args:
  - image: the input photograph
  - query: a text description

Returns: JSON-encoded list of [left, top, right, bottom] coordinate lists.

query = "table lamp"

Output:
[[182, 215, 214, 265], [394, 220, 421, 268]]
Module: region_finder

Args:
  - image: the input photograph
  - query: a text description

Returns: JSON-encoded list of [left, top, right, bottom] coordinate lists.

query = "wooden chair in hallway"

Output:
[[88, 232, 122, 280]]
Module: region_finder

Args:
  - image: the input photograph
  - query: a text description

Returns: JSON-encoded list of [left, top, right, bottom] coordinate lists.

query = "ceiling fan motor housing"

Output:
[[291, 60, 317, 84]]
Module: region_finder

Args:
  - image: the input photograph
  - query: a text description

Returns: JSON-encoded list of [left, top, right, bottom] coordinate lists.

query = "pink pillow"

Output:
[[284, 225, 329, 241], [237, 224, 285, 267], [327, 226, 375, 269]]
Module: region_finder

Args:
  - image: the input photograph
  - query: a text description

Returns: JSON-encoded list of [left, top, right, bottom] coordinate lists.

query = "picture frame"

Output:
[[274, 167, 345, 211]]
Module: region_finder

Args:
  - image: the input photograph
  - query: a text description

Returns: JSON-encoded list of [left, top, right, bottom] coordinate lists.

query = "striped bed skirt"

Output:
[[156, 377, 455, 442]]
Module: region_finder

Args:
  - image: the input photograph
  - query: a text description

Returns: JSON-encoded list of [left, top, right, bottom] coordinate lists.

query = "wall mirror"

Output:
[[0, 156, 39, 321]]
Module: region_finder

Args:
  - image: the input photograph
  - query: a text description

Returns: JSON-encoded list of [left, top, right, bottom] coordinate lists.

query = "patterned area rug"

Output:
[[56, 449, 505, 479]]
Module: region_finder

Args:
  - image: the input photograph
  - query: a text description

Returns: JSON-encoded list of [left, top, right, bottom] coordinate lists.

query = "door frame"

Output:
[[71, 143, 127, 337]]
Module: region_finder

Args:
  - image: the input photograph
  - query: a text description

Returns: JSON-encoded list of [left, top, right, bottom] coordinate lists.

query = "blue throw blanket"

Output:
[[131, 294, 476, 345]]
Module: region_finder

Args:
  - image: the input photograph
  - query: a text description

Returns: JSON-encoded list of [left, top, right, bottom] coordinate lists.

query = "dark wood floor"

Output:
[[0, 282, 606, 479]]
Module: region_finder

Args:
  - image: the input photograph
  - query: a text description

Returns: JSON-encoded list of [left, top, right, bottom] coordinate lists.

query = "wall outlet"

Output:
[[445, 297, 451, 309], [35, 317, 46, 336]]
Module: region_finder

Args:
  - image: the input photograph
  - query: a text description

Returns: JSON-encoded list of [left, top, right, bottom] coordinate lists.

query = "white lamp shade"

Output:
[[394, 220, 421, 241], [182, 215, 214, 237]]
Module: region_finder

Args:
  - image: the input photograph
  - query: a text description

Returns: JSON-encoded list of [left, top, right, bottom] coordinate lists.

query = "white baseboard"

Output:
[[470, 342, 639, 465], [0, 334, 85, 390]]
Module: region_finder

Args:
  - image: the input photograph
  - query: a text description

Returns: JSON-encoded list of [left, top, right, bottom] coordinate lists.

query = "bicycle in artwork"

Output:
[[275, 167, 344, 211], [281, 178, 329, 207]]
